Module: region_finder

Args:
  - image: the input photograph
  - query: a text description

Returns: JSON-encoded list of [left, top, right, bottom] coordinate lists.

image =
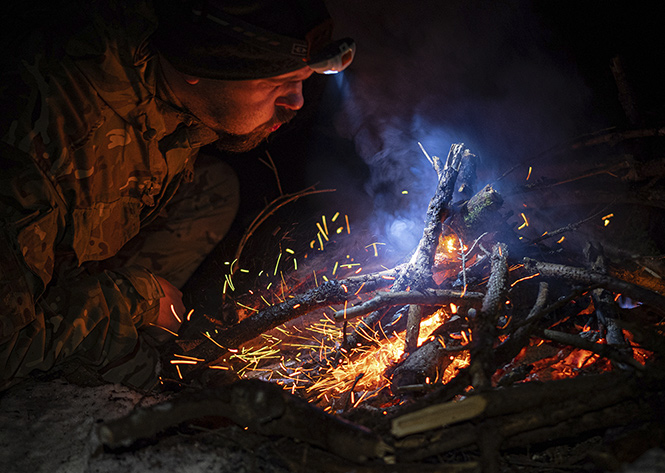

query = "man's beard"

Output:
[[215, 108, 297, 153]]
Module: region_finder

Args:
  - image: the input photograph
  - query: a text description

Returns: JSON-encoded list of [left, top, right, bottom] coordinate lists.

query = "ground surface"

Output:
[[0, 377, 293, 473], [2, 376, 665, 473]]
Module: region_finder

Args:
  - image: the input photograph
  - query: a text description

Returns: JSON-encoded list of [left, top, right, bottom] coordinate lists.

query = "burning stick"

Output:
[[469, 242, 509, 390], [332, 289, 483, 322], [345, 143, 475, 353], [181, 265, 408, 378], [584, 242, 630, 357], [541, 329, 645, 371], [391, 312, 472, 389]]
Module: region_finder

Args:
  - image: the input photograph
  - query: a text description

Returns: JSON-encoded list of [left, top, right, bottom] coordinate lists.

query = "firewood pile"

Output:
[[97, 141, 665, 472]]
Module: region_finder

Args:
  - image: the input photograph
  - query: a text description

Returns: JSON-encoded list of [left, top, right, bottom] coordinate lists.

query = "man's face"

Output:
[[160, 58, 314, 153]]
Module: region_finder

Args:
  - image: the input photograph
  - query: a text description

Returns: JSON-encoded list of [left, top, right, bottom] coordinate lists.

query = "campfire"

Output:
[[98, 142, 665, 472]]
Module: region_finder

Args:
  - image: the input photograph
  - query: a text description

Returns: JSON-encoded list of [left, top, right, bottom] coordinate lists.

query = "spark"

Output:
[[518, 213, 529, 230], [322, 215, 328, 235], [510, 272, 540, 287], [402, 190, 409, 195], [286, 248, 295, 254], [225, 274, 236, 292], [274, 253, 282, 276], [557, 236, 566, 244], [173, 354, 205, 361], [333, 261, 339, 276], [526, 166, 532, 181], [169, 304, 182, 323], [316, 222, 329, 240], [170, 359, 198, 365], [345, 215, 350, 234], [365, 242, 385, 257], [332, 212, 340, 222], [201, 331, 224, 348], [186, 309, 194, 321], [148, 323, 178, 337], [354, 282, 366, 296], [236, 302, 259, 312]]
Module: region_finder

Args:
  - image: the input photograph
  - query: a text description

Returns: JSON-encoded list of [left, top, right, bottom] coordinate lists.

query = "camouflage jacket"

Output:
[[0, 1, 217, 386]]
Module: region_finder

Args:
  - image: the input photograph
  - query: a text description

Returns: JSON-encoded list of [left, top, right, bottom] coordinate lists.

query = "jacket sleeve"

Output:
[[0, 146, 165, 391]]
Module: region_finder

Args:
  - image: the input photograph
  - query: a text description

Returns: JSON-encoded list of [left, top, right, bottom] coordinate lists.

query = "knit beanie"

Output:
[[152, 0, 335, 80]]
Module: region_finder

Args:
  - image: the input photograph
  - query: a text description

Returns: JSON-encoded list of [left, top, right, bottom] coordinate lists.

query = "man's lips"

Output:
[[269, 123, 282, 132]]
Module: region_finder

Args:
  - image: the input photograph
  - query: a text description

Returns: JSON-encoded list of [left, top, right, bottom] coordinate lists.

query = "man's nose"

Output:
[[275, 82, 304, 110]]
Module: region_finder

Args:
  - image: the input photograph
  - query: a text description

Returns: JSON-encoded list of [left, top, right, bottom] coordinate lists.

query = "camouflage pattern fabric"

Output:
[[0, 1, 235, 391]]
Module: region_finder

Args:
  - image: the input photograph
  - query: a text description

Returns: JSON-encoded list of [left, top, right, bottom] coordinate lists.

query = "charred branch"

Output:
[[522, 257, 665, 310], [98, 379, 392, 464], [541, 329, 645, 371], [469, 242, 509, 390], [332, 289, 483, 322], [344, 144, 475, 350], [391, 314, 470, 388]]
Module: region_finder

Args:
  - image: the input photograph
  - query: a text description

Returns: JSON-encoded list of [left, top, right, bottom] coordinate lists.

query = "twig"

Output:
[[334, 289, 483, 321], [232, 186, 336, 278]]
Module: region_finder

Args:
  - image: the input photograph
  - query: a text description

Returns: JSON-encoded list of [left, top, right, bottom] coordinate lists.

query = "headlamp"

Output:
[[190, 4, 355, 76], [307, 38, 355, 74]]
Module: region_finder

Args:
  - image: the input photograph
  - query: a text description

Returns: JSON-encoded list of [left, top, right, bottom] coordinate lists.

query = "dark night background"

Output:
[[184, 0, 664, 314], [3, 1, 661, 313]]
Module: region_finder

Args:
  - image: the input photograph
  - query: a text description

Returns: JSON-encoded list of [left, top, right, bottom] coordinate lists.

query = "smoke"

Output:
[[320, 0, 599, 255]]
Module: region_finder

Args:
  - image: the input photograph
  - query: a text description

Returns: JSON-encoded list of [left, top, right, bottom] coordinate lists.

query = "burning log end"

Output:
[[391, 395, 488, 438], [390, 338, 462, 389]]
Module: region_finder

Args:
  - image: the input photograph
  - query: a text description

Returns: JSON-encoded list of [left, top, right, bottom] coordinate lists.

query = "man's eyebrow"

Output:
[[265, 70, 313, 83]]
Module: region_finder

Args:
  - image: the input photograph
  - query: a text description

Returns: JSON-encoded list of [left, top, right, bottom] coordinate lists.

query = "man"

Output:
[[0, 0, 354, 391]]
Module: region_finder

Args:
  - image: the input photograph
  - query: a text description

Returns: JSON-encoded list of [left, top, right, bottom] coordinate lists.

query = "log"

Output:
[[394, 371, 664, 461], [522, 257, 665, 310], [391, 313, 470, 388], [98, 379, 392, 464]]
